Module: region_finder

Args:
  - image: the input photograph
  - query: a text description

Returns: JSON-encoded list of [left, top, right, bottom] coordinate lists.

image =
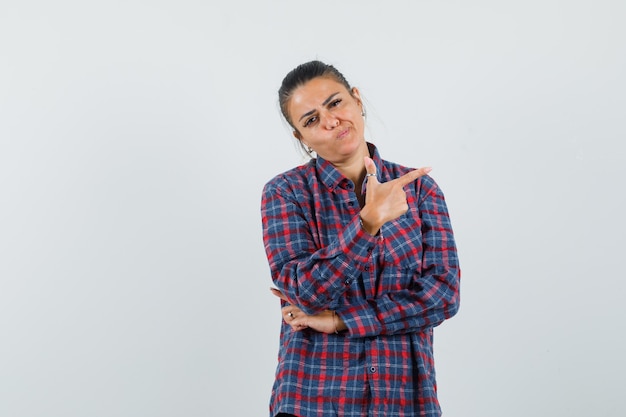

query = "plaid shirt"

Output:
[[261, 144, 460, 417]]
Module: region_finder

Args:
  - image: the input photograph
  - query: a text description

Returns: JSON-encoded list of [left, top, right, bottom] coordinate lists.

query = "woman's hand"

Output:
[[359, 156, 431, 236], [271, 288, 346, 334]]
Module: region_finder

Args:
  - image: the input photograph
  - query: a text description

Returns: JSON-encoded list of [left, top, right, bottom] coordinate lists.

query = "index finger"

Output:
[[270, 287, 288, 301], [395, 167, 432, 187]]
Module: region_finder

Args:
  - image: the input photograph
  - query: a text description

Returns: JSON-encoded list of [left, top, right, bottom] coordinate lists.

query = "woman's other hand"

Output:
[[281, 306, 346, 334], [272, 288, 346, 334]]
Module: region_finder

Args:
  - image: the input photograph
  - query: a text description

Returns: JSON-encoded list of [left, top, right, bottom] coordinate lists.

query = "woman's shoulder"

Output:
[[262, 160, 315, 195]]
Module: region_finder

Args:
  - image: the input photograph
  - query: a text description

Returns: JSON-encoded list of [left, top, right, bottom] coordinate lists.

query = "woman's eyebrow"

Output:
[[298, 92, 340, 122]]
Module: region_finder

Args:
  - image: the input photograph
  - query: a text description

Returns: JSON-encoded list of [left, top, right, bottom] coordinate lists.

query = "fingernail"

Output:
[[423, 167, 432, 173]]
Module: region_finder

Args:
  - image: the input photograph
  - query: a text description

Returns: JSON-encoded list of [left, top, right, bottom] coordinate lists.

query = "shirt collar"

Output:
[[314, 142, 383, 191]]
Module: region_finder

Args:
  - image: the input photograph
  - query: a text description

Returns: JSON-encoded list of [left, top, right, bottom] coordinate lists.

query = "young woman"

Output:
[[261, 60, 460, 417]]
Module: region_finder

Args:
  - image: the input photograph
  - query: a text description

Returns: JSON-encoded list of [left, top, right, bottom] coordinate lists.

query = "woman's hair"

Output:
[[278, 60, 352, 129]]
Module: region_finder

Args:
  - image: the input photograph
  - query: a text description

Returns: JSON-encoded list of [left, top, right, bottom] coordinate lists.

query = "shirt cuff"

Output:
[[336, 300, 382, 338], [319, 215, 378, 288]]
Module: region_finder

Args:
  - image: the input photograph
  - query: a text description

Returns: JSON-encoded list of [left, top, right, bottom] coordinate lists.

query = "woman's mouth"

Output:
[[337, 128, 350, 139]]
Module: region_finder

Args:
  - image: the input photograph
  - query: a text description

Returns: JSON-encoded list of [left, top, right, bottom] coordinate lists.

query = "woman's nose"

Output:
[[322, 112, 340, 129]]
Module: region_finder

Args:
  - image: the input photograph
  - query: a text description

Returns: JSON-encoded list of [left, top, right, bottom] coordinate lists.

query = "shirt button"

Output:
[[344, 279, 351, 285], [369, 366, 377, 373], [348, 201, 354, 206]]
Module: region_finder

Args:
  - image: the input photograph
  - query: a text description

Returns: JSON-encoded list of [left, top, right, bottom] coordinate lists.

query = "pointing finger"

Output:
[[395, 167, 432, 187]]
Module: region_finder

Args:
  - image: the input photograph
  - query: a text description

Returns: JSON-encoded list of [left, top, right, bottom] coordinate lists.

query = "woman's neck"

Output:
[[333, 143, 370, 203]]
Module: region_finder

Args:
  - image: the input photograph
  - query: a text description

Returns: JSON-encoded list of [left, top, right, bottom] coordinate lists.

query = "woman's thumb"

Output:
[[364, 156, 376, 175]]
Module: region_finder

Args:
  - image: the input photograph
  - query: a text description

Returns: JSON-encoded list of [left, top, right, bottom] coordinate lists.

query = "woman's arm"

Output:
[[261, 176, 378, 315], [338, 178, 461, 337]]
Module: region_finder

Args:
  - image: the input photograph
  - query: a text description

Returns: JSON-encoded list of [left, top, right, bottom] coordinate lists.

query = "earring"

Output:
[[308, 146, 314, 153], [361, 110, 366, 117]]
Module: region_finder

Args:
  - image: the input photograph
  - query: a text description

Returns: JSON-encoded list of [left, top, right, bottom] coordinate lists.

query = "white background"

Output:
[[1, 1, 624, 416]]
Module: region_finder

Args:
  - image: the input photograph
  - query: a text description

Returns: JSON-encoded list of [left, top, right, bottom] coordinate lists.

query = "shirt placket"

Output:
[[337, 180, 384, 412]]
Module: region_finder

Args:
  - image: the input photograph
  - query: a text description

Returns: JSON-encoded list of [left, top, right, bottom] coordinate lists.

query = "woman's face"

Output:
[[288, 77, 366, 164]]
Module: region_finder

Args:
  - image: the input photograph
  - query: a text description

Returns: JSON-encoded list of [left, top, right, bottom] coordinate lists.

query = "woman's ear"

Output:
[[351, 87, 364, 113], [351, 86, 362, 103]]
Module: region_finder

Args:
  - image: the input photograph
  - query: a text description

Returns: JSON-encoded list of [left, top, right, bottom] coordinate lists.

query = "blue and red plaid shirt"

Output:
[[261, 143, 460, 417]]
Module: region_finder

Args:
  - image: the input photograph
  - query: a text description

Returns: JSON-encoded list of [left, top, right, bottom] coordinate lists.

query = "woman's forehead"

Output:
[[289, 78, 349, 109]]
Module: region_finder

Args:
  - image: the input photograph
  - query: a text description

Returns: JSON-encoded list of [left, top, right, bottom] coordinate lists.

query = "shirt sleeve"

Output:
[[337, 177, 461, 338], [261, 176, 379, 315]]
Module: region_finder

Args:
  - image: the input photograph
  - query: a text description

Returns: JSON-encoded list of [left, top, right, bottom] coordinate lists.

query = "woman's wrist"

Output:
[[332, 311, 347, 334], [359, 206, 383, 236], [359, 214, 380, 236]]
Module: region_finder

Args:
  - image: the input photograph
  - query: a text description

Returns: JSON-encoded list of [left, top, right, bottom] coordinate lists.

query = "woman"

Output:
[[261, 60, 460, 417]]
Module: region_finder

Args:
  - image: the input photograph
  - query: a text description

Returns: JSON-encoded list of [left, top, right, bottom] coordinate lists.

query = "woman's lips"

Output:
[[337, 128, 350, 139]]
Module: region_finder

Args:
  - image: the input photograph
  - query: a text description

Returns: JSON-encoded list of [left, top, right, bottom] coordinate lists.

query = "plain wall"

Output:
[[1, 1, 624, 416]]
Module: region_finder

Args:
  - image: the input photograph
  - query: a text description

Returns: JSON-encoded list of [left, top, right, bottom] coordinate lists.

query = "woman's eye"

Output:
[[304, 116, 317, 127], [330, 99, 342, 107]]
